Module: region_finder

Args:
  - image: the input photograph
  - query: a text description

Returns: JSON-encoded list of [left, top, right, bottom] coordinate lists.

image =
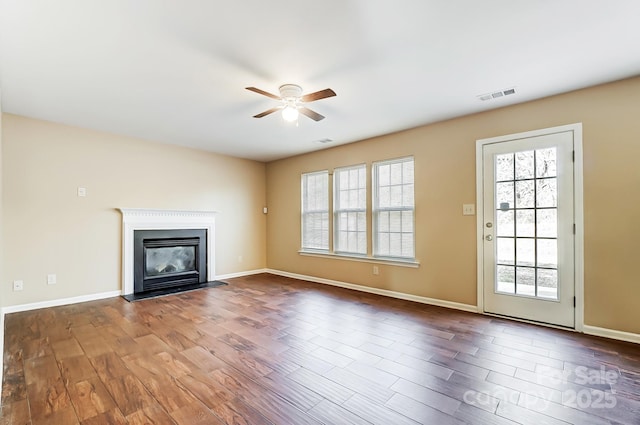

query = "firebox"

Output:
[[133, 229, 207, 294]]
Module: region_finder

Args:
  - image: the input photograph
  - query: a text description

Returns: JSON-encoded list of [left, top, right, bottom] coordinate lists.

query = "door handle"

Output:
[[485, 235, 493, 241]]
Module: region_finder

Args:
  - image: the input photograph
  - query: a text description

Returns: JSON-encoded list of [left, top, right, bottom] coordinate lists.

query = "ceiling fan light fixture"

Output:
[[282, 104, 299, 122], [246, 84, 335, 122]]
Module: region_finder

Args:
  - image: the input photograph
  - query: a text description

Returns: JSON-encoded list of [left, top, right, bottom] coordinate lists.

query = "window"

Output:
[[334, 164, 367, 255], [301, 171, 329, 250], [373, 157, 415, 259]]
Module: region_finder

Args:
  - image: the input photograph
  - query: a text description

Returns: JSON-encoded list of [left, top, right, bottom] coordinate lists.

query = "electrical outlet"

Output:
[[47, 274, 57, 285], [13, 280, 23, 291], [373, 266, 379, 275], [238, 256, 243, 263], [77, 187, 87, 197]]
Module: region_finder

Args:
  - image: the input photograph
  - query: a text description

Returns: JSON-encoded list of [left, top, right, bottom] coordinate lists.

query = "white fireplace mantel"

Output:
[[118, 208, 216, 295]]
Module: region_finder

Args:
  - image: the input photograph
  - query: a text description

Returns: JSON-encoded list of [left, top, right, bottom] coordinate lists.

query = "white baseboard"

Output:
[[2, 269, 268, 316], [267, 269, 478, 313], [216, 268, 269, 280], [583, 325, 640, 345], [265, 270, 640, 346], [2, 290, 122, 315]]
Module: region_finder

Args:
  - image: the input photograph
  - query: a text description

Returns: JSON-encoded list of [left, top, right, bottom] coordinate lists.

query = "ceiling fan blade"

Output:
[[301, 88, 336, 103], [246, 87, 281, 100], [299, 107, 325, 121], [253, 106, 282, 118]]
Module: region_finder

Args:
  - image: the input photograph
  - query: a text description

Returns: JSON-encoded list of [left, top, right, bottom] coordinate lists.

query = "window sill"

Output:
[[298, 250, 420, 268]]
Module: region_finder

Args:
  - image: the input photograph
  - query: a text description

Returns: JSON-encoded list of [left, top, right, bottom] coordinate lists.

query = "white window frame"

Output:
[[333, 164, 367, 255], [372, 156, 415, 260], [301, 170, 329, 251]]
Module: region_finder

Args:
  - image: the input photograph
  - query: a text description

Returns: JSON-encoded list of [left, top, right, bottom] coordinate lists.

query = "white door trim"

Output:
[[475, 123, 584, 331]]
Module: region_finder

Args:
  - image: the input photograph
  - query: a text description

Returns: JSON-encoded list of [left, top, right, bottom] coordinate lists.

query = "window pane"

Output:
[[497, 237, 515, 265], [496, 210, 514, 237], [536, 148, 557, 178], [402, 184, 414, 206], [373, 157, 415, 259], [403, 161, 414, 184], [340, 190, 348, 208], [358, 232, 367, 253], [537, 269, 558, 299], [401, 233, 414, 257], [379, 186, 390, 207], [390, 186, 402, 207], [496, 154, 514, 181], [516, 238, 535, 267], [515, 151, 534, 179], [302, 172, 329, 250], [348, 190, 358, 208], [378, 233, 389, 256], [515, 180, 534, 208], [496, 182, 514, 209], [349, 169, 359, 188], [379, 164, 390, 186], [338, 232, 347, 251], [378, 211, 389, 232], [516, 210, 535, 237], [390, 163, 402, 185], [401, 211, 413, 233], [516, 267, 535, 296], [537, 239, 557, 268], [496, 265, 515, 294], [536, 178, 557, 208], [389, 211, 401, 232], [334, 165, 367, 254], [390, 233, 401, 254], [537, 209, 557, 238]]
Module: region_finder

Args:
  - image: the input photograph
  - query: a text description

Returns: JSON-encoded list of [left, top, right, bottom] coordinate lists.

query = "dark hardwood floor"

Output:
[[2, 273, 640, 424]]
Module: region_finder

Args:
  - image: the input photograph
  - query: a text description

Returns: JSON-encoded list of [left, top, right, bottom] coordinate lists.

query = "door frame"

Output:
[[475, 123, 584, 331]]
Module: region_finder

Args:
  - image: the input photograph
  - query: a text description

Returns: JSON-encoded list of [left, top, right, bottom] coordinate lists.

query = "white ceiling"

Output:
[[1, 1, 639, 162]]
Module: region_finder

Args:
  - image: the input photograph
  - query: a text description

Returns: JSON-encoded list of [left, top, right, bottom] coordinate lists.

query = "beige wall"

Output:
[[2, 114, 266, 306], [266, 76, 640, 334]]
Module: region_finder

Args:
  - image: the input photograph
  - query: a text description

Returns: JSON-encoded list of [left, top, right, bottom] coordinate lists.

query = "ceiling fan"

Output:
[[246, 84, 336, 122]]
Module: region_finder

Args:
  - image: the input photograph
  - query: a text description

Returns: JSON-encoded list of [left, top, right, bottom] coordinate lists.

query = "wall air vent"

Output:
[[478, 87, 517, 101]]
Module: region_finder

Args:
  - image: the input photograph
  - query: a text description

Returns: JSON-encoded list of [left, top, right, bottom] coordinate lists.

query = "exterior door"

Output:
[[481, 130, 575, 328]]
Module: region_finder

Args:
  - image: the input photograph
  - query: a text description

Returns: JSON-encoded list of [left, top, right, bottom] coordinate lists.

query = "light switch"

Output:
[[77, 187, 87, 197], [463, 204, 476, 216]]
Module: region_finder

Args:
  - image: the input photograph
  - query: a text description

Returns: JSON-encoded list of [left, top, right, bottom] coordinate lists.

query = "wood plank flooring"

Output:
[[2, 273, 640, 424]]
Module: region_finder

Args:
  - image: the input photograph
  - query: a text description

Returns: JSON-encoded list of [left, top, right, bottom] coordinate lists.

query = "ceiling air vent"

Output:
[[478, 87, 517, 101], [313, 138, 334, 144]]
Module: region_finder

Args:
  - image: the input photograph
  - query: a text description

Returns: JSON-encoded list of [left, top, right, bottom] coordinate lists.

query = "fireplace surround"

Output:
[[119, 208, 216, 296]]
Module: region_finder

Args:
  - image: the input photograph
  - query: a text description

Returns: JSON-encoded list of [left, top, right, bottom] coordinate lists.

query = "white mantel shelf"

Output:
[[118, 208, 217, 295]]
